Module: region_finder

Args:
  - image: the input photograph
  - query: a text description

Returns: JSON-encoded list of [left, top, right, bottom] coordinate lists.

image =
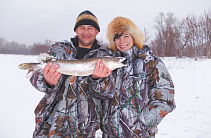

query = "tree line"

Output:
[[0, 9, 210, 59], [150, 9, 211, 59], [0, 38, 53, 55]]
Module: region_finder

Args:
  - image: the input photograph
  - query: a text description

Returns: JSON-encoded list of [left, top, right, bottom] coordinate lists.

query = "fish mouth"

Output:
[[116, 57, 126, 63]]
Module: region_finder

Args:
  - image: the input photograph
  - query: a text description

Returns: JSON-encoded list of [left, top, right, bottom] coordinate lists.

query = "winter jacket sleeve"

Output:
[[30, 69, 66, 93], [88, 74, 115, 99], [88, 49, 115, 99], [142, 58, 176, 131], [30, 41, 73, 93]]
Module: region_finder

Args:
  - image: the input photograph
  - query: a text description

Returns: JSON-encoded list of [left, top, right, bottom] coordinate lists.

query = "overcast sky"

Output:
[[0, 0, 210, 46]]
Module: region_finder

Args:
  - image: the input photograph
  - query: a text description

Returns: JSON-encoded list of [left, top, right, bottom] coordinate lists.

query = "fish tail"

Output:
[[18, 63, 33, 70], [18, 63, 34, 78], [19, 63, 42, 78], [25, 68, 42, 78]]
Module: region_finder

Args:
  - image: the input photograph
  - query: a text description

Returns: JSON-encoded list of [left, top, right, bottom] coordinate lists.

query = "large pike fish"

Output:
[[19, 53, 126, 77]]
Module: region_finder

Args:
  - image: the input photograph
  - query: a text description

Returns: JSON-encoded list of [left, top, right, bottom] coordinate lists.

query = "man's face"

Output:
[[75, 25, 99, 48]]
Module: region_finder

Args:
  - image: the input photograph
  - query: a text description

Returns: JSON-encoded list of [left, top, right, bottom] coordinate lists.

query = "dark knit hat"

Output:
[[74, 10, 100, 32]]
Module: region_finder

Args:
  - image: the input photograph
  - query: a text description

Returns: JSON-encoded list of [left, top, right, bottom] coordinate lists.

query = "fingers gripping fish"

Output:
[[18, 53, 127, 77]]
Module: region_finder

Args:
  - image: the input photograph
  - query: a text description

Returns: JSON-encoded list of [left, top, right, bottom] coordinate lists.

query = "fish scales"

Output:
[[49, 58, 99, 76], [19, 54, 126, 77]]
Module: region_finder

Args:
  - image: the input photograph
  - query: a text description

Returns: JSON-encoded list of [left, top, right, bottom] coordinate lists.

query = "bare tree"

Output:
[[152, 12, 179, 57], [144, 28, 151, 44], [185, 15, 204, 59], [0, 37, 6, 53], [30, 40, 52, 55], [203, 9, 211, 58], [152, 12, 166, 57]]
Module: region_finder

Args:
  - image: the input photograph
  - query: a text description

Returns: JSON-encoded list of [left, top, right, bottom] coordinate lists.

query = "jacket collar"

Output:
[[70, 36, 101, 59], [116, 45, 139, 58]]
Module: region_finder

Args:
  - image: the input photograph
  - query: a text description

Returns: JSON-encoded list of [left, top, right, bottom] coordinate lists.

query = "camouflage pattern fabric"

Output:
[[90, 45, 176, 138], [30, 38, 114, 138]]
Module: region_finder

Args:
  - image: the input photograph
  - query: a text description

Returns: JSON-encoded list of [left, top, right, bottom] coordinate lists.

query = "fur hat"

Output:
[[107, 17, 145, 53], [74, 10, 100, 32]]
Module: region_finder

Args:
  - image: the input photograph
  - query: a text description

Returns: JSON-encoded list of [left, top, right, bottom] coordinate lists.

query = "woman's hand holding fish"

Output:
[[43, 63, 62, 86], [92, 59, 111, 79]]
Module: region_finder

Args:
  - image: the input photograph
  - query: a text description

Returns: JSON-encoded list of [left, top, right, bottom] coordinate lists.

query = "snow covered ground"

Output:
[[0, 54, 210, 138]]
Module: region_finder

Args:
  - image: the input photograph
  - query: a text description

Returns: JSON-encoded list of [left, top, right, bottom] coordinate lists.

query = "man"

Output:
[[30, 10, 113, 138]]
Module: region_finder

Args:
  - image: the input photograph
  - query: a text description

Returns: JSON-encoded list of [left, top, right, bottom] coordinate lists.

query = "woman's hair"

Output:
[[107, 17, 145, 53]]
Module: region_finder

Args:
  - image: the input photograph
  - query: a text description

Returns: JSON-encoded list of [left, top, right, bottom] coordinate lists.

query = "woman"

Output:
[[100, 17, 176, 138]]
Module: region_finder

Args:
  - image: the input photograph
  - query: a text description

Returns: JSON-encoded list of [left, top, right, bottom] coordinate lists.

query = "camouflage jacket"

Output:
[[90, 45, 176, 138], [30, 37, 114, 138]]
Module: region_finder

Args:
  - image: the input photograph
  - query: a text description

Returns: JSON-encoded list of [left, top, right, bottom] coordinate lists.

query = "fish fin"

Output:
[[38, 53, 55, 63], [70, 76, 77, 85], [25, 69, 34, 78], [103, 56, 126, 63], [25, 69, 42, 79]]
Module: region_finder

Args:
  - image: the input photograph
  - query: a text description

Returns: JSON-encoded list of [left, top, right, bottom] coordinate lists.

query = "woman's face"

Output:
[[114, 33, 134, 52]]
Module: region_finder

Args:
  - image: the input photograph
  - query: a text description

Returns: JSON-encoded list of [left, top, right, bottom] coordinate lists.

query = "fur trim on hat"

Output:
[[107, 17, 145, 53]]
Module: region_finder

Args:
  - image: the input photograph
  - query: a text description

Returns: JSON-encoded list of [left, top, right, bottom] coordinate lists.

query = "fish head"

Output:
[[117, 57, 126, 63], [102, 57, 127, 70]]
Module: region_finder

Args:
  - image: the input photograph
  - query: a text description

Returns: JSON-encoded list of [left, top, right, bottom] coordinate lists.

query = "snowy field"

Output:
[[0, 54, 211, 138]]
